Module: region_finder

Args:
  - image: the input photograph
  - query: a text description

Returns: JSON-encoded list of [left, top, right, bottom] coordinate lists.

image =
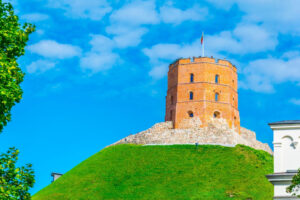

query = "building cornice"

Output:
[[269, 124, 300, 130]]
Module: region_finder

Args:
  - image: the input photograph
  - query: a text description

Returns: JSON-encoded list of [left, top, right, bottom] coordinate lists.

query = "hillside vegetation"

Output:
[[33, 144, 273, 200]]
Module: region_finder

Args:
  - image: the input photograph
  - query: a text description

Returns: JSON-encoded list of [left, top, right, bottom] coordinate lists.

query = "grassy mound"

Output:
[[33, 144, 273, 200]]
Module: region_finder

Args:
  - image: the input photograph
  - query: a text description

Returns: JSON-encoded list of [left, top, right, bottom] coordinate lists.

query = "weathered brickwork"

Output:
[[165, 57, 240, 132], [112, 118, 272, 154]]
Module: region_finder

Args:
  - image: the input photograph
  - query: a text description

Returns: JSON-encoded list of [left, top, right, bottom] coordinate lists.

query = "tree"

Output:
[[0, 0, 35, 132], [0, 147, 35, 200], [0, 0, 35, 199], [287, 169, 300, 197]]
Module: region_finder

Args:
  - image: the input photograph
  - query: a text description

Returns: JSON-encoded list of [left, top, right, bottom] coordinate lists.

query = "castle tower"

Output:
[[165, 57, 240, 131]]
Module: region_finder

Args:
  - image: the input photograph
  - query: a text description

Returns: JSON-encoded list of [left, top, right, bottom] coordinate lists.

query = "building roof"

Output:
[[268, 120, 300, 125], [51, 172, 63, 176]]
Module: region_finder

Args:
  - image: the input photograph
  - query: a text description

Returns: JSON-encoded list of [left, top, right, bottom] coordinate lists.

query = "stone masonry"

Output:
[[112, 117, 272, 154]]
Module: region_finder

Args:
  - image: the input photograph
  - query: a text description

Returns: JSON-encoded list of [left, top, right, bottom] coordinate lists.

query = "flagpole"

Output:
[[202, 32, 204, 57]]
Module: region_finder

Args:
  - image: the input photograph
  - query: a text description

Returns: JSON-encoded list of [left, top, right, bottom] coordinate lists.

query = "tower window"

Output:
[[213, 111, 220, 118], [215, 74, 219, 83], [215, 93, 219, 101], [190, 73, 194, 83], [189, 91, 194, 100], [188, 111, 194, 118], [170, 110, 173, 120], [171, 96, 174, 105]]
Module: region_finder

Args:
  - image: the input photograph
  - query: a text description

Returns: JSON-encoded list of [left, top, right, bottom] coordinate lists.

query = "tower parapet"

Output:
[[165, 56, 240, 132]]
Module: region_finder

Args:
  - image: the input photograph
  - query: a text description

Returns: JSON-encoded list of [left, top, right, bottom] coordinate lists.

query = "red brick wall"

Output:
[[165, 57, 240, 132]]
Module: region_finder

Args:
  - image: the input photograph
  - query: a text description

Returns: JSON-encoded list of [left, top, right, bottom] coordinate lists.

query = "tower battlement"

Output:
[[169, 57, 236, 71], [165, 56, 240, 132]]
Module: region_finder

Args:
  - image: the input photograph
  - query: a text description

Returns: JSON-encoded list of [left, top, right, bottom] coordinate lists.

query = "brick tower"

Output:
[[165, 57, 240, 132]]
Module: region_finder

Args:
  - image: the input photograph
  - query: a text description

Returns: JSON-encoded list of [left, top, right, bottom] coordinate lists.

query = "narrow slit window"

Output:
[[189, 92, 193, 100], [215, 74, 219, 83], [190, 73, 194, 83], [215, 93, 219, 101]]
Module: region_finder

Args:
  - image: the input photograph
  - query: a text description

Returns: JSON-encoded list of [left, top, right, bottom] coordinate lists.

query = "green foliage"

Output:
[[287, 168, 300, 197], [33, 144, 273, 200], [0, 0, 35, 132], [0, 1, 35, 199], [0, 147, 35, 200]]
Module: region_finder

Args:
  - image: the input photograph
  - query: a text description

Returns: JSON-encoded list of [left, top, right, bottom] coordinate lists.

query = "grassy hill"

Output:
[[33, 144, 273, 200]]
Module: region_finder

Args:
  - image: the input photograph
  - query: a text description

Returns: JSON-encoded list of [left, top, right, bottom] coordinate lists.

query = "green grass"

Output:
[[33, 144, 273, 200]]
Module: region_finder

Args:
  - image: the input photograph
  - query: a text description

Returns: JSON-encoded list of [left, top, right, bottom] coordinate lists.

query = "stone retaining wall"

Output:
[[112, 118, 272, 154]]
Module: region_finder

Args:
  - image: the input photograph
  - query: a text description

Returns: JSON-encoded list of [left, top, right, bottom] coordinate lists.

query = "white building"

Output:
[[267, 120, 300, 200]]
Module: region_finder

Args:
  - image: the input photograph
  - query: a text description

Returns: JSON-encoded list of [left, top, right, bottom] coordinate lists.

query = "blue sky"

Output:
[[1, 0, 300, 194]]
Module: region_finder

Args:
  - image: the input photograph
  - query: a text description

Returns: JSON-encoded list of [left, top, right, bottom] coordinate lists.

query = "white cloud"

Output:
[[26, 60, 56, 74], [143, 41, 201, 63], [206, 24, 277, 54], [290, 98, 300, 106], [105, 24, 148, 48], [105, 1, 209, 50], [79, 35, 120, 73], [106, 0, 159, 48], [240, 55, 300, 92], [149, 64, 168, 79], [21, 13, 49, 22], [89, 34, 115, 53], [143, 41, 202, 79], [160, 5, 207, 24], [80, 52, 119, 72], [113, 27, 147, 48], [207, 0, 300, 35], [110, 0, 159, 26], [282, 51, 300, 59], [47, 0, 112, 20], [28, 40, 82, 59]]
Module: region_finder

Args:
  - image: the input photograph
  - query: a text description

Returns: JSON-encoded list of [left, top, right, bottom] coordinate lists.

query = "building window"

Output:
[[171, 96, 174, 105], [170, 110, 173, 120], [213, 111, 220, 118], [189, 91, 193, 100], [215, 74, 219, 83], [190, 73, 194, 83], [215, 93, 219, 101], [188, 111, 194, 118], [234, 116, 236, 121]]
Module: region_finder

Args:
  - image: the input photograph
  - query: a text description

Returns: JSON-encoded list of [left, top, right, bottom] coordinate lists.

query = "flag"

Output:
[[201, 32, 204, 45]]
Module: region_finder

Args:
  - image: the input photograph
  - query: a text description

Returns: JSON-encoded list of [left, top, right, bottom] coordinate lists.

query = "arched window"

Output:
[[215, 92, 219, 101], [215, 74, 219, 83], [213, 111, 220, 118], [190, 73, 194, 83], [170, 110, 173, 120], [189, 91, 193, 100], [171, 96, 174, 105], [188, 111, 194, 118]]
